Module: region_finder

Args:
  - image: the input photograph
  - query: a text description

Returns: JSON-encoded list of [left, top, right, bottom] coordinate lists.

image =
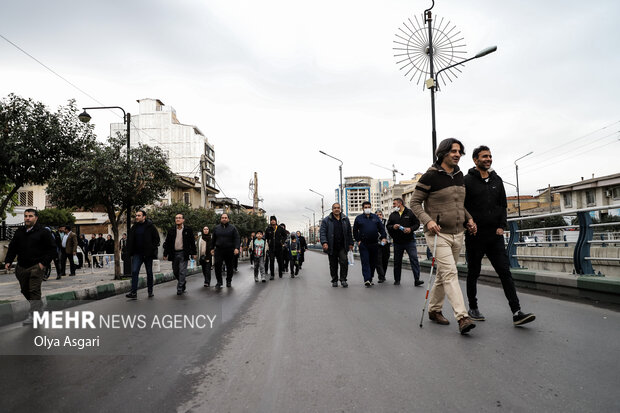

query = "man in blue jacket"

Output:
[[353, 201, 387, 287], [319, 203, 354, 288]]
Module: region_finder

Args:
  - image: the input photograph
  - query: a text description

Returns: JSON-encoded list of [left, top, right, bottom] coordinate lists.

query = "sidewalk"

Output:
[[0, 260, 203, 326]]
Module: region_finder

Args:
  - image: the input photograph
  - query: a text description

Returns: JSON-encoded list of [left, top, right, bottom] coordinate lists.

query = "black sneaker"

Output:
[[270, 276, 274, 280], [513, 311, 535, 326], [125, 292, 137, 300], [215, 283, 223, 289], [341, 281, 348, 288], [393, 281, 400, 286], [414, 280, 424, 287], [378, 279, 385, 283], [226, 282, 232, 287], [148, 292, 154, 298], [332, 282, 338, 287], [365, 281, 372, 288], [177, 290, 183, 295], [204, 283, 210, 287], [468, 308, 486, 321]]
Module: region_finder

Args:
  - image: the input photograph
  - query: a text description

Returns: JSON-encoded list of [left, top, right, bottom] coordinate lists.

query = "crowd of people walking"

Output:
[[5, 139, 534, 332]]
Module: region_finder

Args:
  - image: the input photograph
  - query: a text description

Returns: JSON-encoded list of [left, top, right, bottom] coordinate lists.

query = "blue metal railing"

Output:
[[506, 204, 620, 276]]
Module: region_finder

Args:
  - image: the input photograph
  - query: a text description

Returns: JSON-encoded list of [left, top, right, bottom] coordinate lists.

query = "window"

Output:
[[585, 190, 596, 206], [612, 186, 620, 200], [17, 191, 34, 207], [563, 193, 573, 208], [183, 192, 191, 205]]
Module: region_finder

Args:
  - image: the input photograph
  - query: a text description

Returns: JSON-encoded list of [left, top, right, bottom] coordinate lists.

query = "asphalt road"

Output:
[[1, 251, 619, 413]]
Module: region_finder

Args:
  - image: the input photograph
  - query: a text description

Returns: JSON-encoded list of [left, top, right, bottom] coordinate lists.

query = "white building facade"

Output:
[[110, 98, 217, 206]]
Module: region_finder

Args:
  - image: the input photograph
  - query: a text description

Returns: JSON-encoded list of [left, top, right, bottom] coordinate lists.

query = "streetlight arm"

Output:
[[514, 151, 534, 165], [435, 46, 497, 87], [319, 150, 343, 166], [81, 106, 127, 123]]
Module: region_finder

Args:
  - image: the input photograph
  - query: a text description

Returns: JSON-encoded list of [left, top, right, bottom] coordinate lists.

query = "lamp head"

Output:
[[474, 46, 497, 59], [78, 110, 91, 123]]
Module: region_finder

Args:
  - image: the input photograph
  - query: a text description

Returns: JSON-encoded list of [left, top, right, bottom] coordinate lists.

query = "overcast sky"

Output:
[[2, 0, 619, 232]]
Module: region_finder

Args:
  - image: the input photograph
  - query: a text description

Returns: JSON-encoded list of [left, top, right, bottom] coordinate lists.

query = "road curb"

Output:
[[0, 268, 202, 326], [416, 259, 620, 305]]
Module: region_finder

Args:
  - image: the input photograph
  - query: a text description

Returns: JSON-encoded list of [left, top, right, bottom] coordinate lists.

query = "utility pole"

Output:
[[253, 172, 259, 214]]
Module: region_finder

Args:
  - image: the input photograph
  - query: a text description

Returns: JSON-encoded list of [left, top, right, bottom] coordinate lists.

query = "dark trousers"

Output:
[[328, 248, 348, 283], [60, 251, 76, 275], [15, 264, 44, 312], [45, 252, 61, 278], [289, 255, 299, 274], [214, 248, 235, 284], [379, 242, 390, 274], [250, 251, 255, 265], [130, 254, 154, 294], [358, 242, 378, 282], [282, 249, 289, 271], [266, 249, 283, 276], [200, 257, 212, 285], [465, 233, 520, 313], [299, 250, 305, 267], [233, 254, 239, 271], [393, 241, 421, 282]]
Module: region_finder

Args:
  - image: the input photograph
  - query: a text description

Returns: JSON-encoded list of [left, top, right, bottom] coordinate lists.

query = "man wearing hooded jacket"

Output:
[[464, 145, 535, 326]]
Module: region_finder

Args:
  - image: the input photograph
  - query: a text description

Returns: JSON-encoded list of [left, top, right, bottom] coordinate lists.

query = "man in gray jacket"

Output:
[[410, 138, 477, 334]]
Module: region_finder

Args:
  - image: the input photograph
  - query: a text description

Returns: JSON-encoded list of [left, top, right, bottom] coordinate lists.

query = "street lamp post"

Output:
[[514, 151, 534, 217], [319, 150, 343, 206], [425, 38, 497, 162], [79, 106, 131, 275], [305, 207, 316, 244], [302, 214, 311, 243], [309, 189, 325, 219]]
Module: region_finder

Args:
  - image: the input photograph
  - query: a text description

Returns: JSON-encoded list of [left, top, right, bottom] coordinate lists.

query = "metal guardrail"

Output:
[[507, 204, 620, 275]]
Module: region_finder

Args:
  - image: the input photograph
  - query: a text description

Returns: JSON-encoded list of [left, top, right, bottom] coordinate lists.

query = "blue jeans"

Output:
[[393, 240, 421, 282], [358, 242, 379, 282], [131, 254, 154, 294]]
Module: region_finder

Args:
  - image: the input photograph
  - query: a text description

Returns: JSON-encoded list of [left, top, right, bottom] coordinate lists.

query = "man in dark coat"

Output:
[[211, 213, 241, 288], [125, 210, 160, 299], [264, 216, 287, 279], [163, 213, 196, 295], [319, 203, 354, 288], [464, 145, 535, 326], [387, 198, 423, 286], [4, 209, 57, 324]]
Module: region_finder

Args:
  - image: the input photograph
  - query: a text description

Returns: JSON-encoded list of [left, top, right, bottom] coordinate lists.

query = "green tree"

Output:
[[149, 203, 267, 239], [46, 135, 175, 279], [37, 208, 76, 227], [149, 202, 218, 233], [0, 94, 96, 220]]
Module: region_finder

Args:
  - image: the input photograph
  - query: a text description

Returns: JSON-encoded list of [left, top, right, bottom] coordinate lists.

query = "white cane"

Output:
[[419, 218, 440, 328]]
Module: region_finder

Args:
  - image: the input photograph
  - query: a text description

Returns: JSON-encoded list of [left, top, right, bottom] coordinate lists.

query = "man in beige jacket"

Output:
[[410, 138, 477, 334]]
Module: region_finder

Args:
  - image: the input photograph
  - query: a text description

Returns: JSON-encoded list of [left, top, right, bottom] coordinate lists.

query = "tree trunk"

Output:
[[107, 208, 122, 280], [0, 185, 20, 220]]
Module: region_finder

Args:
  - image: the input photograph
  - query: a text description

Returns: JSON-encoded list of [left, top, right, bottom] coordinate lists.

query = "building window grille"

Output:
[[585, 190, 596, 206], [563, 193, 572, 208], [183, 192, 191, 205], [18, 191, 34, 207]]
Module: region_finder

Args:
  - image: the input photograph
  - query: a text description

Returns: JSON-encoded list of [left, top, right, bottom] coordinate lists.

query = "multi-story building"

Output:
[[111, 98, 218, 208], [336, 176, 390, 223], [554, 173, 620, 219]]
